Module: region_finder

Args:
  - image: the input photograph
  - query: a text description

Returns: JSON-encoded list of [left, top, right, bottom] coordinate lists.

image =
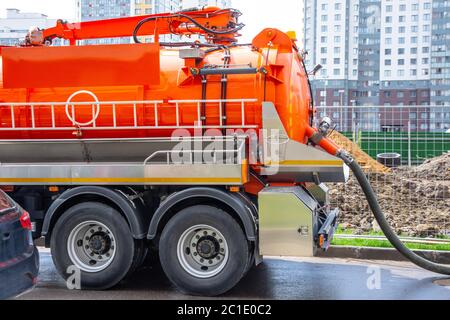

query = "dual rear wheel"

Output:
[[159, 205, 251, 296], [51, 203, 252, 295]]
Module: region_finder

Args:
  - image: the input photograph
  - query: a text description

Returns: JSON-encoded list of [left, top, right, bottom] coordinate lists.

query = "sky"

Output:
[[0, 0, 303, 43]]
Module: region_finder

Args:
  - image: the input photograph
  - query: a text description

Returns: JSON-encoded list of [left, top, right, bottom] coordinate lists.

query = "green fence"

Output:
[[341, 132, 450, 165]]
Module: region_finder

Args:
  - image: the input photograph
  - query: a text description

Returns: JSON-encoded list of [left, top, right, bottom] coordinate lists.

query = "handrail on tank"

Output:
[[0, 98, 259, 131]]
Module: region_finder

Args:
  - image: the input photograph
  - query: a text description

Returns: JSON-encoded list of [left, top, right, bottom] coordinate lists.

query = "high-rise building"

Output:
[[77, 0, 133, 44], [304, 0, 441, 109], [430, 0, 450, 106], [77, 0, 182, 44], [0, 8, 63, 46]]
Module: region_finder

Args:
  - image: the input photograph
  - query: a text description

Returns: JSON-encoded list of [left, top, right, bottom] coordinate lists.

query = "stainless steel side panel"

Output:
[[260, 102, 349, 183], [258, 186, 318, 257], [0, 163, 245, 186]]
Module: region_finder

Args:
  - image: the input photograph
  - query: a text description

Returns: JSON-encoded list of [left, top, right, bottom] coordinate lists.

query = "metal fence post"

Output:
[[408, 120, 412, 167]]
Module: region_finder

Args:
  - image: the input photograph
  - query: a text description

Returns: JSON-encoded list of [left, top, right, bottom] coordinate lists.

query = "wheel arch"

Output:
[[147, 187, 258, 242], [42, 186, 149, 247]]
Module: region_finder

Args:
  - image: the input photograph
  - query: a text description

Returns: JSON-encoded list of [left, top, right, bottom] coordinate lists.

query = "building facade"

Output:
[[304, 0, 449, 132], [304, 0, 436, 106], [430, 0, 450, 106], [0, 8, 63, 46], [77, 0, 182, 44]]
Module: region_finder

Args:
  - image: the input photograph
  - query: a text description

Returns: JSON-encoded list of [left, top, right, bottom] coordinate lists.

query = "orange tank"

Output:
[[0, 25, 313, 144]]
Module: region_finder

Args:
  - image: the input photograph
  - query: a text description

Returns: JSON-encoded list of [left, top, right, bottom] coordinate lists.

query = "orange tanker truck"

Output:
[[0, 7, 448, 296]]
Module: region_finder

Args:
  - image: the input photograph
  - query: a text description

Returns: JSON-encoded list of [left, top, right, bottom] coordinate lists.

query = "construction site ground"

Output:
[[330, 150, 450, 238]]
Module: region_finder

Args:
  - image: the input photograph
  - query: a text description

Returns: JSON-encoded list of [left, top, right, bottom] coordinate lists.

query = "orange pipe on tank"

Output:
[[304, 126, 341, 156]]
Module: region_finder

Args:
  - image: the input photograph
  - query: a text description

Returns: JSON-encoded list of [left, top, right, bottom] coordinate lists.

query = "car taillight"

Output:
[[20, 210, 32, 230]]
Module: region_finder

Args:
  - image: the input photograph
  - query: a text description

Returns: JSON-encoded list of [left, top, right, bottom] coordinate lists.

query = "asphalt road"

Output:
[[18, 248, 450, 300]]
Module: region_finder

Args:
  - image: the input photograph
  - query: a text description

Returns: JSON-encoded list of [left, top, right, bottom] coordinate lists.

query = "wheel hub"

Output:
[[88, 233, 111, 254], [197, 237, 219, 259], [67, 221, 117, 273], [177, 225, 229, 279]]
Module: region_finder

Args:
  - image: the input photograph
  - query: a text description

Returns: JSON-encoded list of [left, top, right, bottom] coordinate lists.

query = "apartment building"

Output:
[[304, 0, 438, 106], [430, 0, 450, 106], [304, 0, 450, 132], [0, 8, 63, 46]]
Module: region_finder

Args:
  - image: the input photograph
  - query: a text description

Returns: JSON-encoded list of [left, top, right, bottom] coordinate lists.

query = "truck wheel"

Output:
[[50, 202, 135, 290], [159, 205, 249, 296]]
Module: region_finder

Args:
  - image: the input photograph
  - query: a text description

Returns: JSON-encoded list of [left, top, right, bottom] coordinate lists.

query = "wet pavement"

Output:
[[18, 248, 450, 300]]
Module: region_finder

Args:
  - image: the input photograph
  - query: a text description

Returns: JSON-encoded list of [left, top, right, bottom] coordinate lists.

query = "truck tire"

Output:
[[159, 205, 249, 296], [50, 202, 136, 290]]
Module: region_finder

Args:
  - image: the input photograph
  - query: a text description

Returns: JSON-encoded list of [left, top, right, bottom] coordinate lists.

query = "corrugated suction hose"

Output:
[[337, 150, 450, 275]]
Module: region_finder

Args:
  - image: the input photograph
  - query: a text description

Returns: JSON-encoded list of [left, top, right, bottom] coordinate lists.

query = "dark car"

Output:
[[0, 189, 39, 299]]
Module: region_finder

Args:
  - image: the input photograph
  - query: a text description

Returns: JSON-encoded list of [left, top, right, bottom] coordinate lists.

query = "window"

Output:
[[334, 25, 341, 32], [321, 36, 327, 43], [399, 4, 406, 11], [335, 14, 341, 21], [412, 15, 419, 22], [411, 58, 417, 65], [334, 47, 341, 54], [335, 3, 341, 10], [321, 15, 328, 22], [398, 48, 405, 55], [385, 59, 391, 66], [321, 25, 328, 32], [385, 38, 392, 45], [320, 58, 327, 64], [385, 16, 392, 23], [411, 48, 417, 54], [321, 3, 328, 10], [399, 37, 405, 44], [424, 2, 431, 9], [410, 69, 417, 76], [409, 112, 417, 119], [412, 3, 419, 11], [334, 58, 340, 64], [334, 36, 341, 43], [422, 58, 429, 64], [321, 47, 327, 54], [386, 5, 392, 12], [422, 47, 429, 53], [397, 91, 404, 98], [385, 49, 392, 55], [411, 26, 418, 33], [399, 26, 405, 33], [397, 70, 405, 77], [385, 27, 392, 34], [384, 70, 391, 77], [411, 36, 417, 44], [333, 69, 340, 76], [399, 16, 406, 22], [398, 59, 405, 65]]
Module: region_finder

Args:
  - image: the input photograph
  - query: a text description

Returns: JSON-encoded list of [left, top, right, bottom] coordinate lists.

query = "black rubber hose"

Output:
[[337, 150, 450, 275], [133, 13, 245, 44]]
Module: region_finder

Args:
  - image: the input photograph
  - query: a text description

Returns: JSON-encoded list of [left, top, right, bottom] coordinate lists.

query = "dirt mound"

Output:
[[330, 153, 450, 237], [408, 152, 450, 180]]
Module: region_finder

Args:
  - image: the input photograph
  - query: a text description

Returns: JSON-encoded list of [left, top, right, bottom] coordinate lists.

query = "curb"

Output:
[[317, 246, 450, 264]]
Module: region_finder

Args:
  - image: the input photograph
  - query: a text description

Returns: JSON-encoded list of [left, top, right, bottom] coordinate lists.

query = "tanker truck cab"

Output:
[[0, 8, 348, 296]]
